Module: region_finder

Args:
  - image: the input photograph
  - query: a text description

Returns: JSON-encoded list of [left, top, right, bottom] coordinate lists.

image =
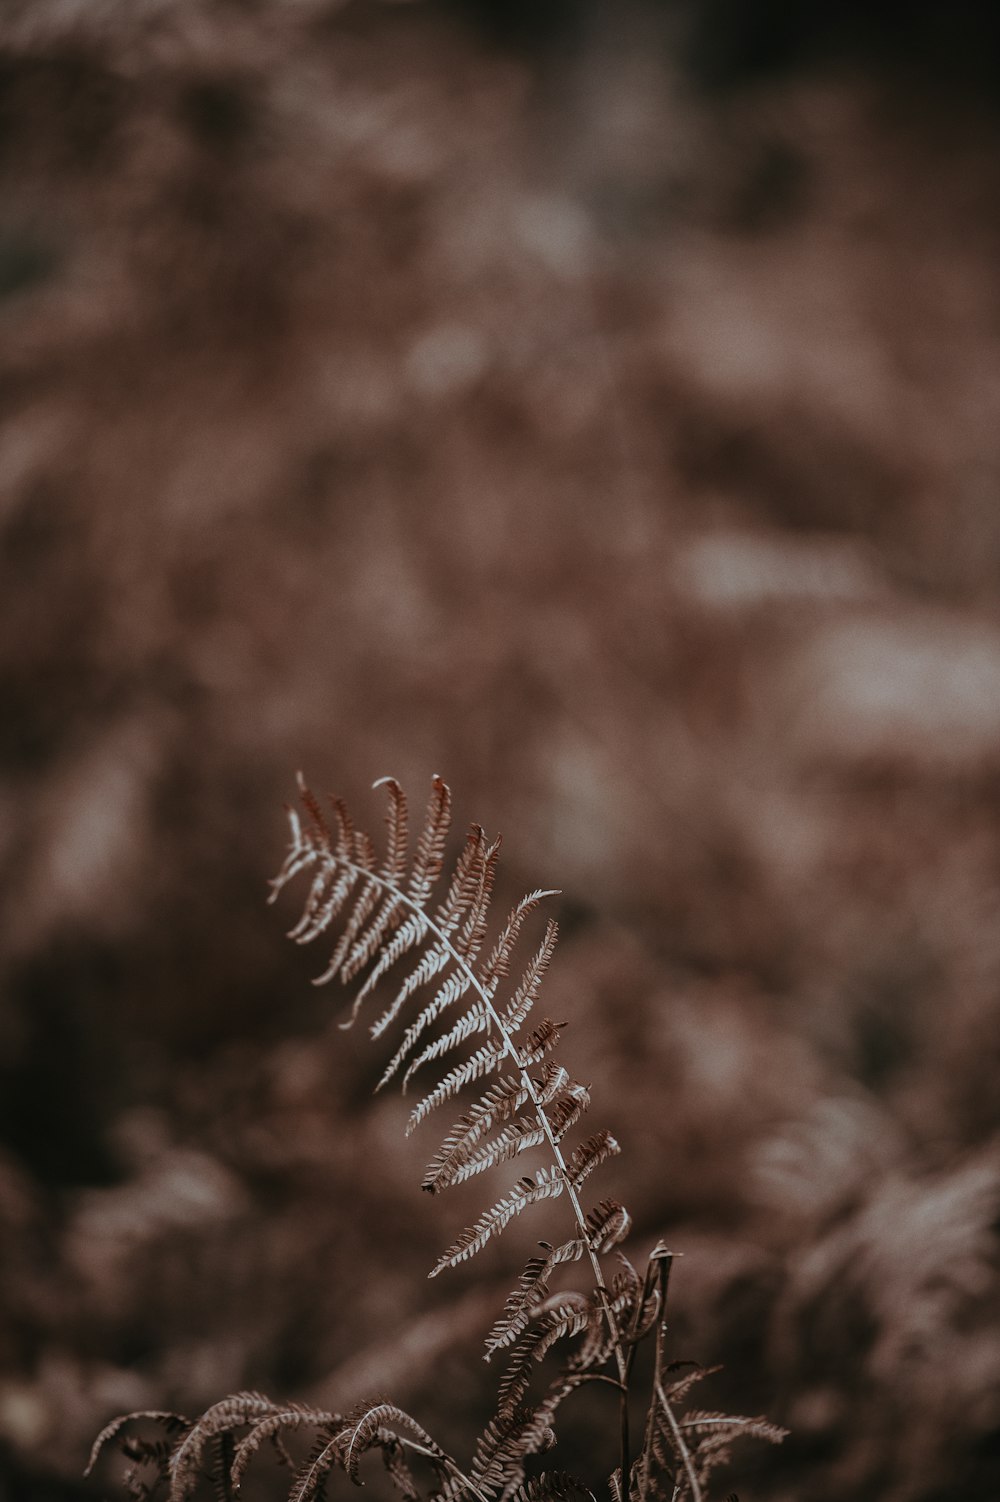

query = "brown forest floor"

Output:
[[1, 3, 1000, 1500]]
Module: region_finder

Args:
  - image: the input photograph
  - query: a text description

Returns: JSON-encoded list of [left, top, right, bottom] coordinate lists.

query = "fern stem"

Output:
[[636, 1249, 673, 1502], [314, 853, 628, 1387], [620, 1251, 657, 1500], [653, 1378, 702, 1502]]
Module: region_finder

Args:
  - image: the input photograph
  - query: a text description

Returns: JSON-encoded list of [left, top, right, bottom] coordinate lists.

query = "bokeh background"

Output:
[[2, 2, 1000, 1499]]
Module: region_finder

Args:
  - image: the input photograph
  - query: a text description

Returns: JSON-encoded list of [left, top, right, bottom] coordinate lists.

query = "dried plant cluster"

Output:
[[87, 776, 785, 1502]]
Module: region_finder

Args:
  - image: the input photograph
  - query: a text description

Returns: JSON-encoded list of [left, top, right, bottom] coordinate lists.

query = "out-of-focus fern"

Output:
[[87, 776, 786, 1502]]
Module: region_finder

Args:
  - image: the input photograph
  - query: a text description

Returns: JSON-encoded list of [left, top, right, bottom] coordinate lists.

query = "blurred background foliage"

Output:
[[1, 2, 999, 1499]]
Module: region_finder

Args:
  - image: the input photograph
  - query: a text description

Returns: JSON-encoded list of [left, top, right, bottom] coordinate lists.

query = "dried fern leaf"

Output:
[[530, 1293, 599, 1361], [473, 1407, 558, 1499], [352, 911, 432, 1012], [288, 1431, 345, 1502], [507, 1473, 595, 1502], [422, 1064, 568, 1194], [378, 971, 477, 1090], [677, 1412, 789, 1447], [478, 893, 559, 998], [273, 775, 630, 1393], [402, 999, 492, 1089], [516, 1020, 566, 1068], [317, 872, 382, 988], [569, 1278, 640, 1375], [287, 861, 359, 945], [381, 1437, 422, 1502], [494, 1339, 536, 1422], [86, 1413, 190, 1477], [566, 1132, 620, 1191], [407, 776, 452, 907], [370, 938, 454, 1041], [342, 1403, 450, 1485], [469, 1413, 530, 1494], [435, 825, 488, 930], [268, 807, 313, 897], [168, 1393, 277, 1502], [439, 1115, 549, 1190], [546, 1084, 591, 1143], [497, 922, 558, 1033], [340, 889, 408, 989], [442, 1079, 586, 1191], [454, 837, 502, 962], [431, 1168, 566, 1277], [484, 1238, 588, 1356], [209, 1433, 236, 1502], [373, 776, 409, 883], [230, 1405, 341, 1491], [408, 1041, 509, 1134], [584, 1201, 632, 1254], [612, 1254, 642, 1306], [660, 1364, 722, 1408]]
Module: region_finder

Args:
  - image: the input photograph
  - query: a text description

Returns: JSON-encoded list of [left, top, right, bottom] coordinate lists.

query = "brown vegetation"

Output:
[[1, 4, 999, 1500]]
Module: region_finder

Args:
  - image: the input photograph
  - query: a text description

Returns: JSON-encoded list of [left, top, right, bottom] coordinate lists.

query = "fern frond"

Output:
[[516, 1020, 566, 1067], [404, 923, 554, 1112], [381, 1437, 422, 1502], [478, 893, 559, 998], [531, 1293, 599, 1361], [507, 1473, 595, 1502], [407, 776, 452, 907], [546, 1083, 591, 1143], [343, 1402, 449, 1484], [500, 920, 558, 1031], [434, 1115, 547, 1190], [209, 1433, 236, 1502], [495, 1338, 537, 1420], [371, 937, 454, 1041], [373, 776, 409, 883], [316, 871, 382, 987], [272, 776, 634, 1435], [569, 1277, 640, 1374], [340, 889, 408, 991], [677, 1412, 789, 1447], [378, 970, 478, 1089], [287, 861, 359, 946], [352, 911, 433, 1014], [468, 1411, 536, 1497], [91, 773, 786, 1502], [86, 1413, 190, 1478], [659, 1364, 722, 1409], [435, 825, 488, 931], [408, 1041, 510, 1134], [422, 1064, 568, 1195], [288, 1431, 345, 1502], [431, 1168, 566, 1277], [485, 1238, 588, 1356], [402, 998, 492, 1090], [268, 806, 313, 898], [495, 1283, 633, 1423], [584, 1201, 632, 1254], [230, 1406, 341, 1491], [437, 1080, 589, 1193], [169, 1393, 277, 1502], [454, 836, 502, 962], [566, 1132, 620, 1191]]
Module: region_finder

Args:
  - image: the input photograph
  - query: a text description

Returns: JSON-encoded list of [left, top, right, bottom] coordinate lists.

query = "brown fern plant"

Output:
[[87, 776, 786, 1502]]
